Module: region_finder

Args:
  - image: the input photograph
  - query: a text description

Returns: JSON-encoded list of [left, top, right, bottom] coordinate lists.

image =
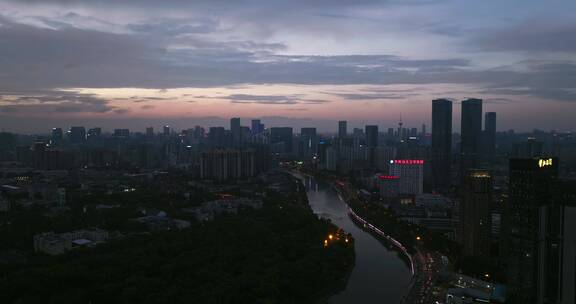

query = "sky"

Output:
[[0, 0, 575, 133]]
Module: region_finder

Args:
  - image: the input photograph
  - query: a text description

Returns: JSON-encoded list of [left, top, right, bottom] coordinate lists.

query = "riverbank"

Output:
[[293, 170, 412, 303]]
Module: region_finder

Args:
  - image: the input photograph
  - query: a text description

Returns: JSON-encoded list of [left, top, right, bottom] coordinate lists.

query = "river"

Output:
[[301, 176, 412, 304]]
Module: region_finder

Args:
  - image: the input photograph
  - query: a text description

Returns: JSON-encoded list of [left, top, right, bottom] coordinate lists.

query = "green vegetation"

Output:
[[0, 191, 354, 303]]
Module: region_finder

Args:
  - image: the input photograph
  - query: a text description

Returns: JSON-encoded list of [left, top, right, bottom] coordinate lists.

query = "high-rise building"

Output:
[[146, 127, 154, 137], [387, 128, 395, 138], [352, 128, 364, 139], [270, 127, 293, 154], [365, 125, 378, 166], [69, 126, 86, 144], [460, 98, 483, 179], [512, 138, 544, 158], [378, 175, 400, 199], [536, 180, 576, 304], [51, 128, 63, 145], [230, 117, 241, 146], [431, 99, 452, 193], [251, 119, 264, 135], [505, 157, 558, 302], [208, 127, 226, 148], [300, 127, 317, 160], [460, 169, 492, 258], [338, 121, 347, 139], [389, 159, 424, 195], [113, 129, 130, 138], [163, 125, 171, 136], [87, 127, 101, 141], [200, 149, 255, 181], [483, 112, 496, 158]]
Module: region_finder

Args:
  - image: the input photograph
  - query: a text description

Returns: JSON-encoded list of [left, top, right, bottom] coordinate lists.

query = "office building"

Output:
[[208, 127, 227, 148], [146, 127, 154, 137], [365, 125, 378, 166], [338, 121, 347, 139], [163, 125, 171, 136], [230, 117, 241, 146], [113, 129, 130, 138], [536, 180, 576, 304], [389, 159, 424, 195], [270, 127, 293, 154], [512, 138, 544, 158], [51, 128, 63, 145], [69, 126, 86, 144], [460, 98, 483, 179], [87, 127, 102, 140], [300, 127, 317, 160], [431, 99, 452, 193], [484, 112, 496, 157], [378, 175, 400, 199], [505, 157, 558, 302], [251, 119, 264, 135], [460, 169, 492, 258]]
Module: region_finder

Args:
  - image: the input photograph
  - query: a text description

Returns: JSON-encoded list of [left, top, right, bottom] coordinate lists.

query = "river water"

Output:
[[301, 176, 411, 304]]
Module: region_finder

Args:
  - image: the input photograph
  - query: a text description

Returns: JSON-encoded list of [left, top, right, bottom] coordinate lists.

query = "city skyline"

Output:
[[1, 1, 576, 132]]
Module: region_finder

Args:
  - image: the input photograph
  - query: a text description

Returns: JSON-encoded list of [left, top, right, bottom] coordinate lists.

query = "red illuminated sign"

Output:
[[378, 175, 399, 180], [390, 159, 424, 165]]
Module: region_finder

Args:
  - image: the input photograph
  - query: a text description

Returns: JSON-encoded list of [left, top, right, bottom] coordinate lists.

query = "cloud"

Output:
[[473, 22, 576, 53], [0, 90, 114, 113], [226, 94, 299, 105], [330, 93, 418, 100]]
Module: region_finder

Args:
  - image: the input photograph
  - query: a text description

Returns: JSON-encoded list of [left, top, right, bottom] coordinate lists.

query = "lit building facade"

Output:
[[460, 169, 492, 258], [389, 159, 424, 195]]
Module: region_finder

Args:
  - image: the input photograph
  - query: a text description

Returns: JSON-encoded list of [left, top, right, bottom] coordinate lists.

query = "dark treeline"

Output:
[[0, 201, 354, 303]]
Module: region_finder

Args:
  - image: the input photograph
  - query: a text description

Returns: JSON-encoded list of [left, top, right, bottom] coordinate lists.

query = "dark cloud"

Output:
[[228, 95, 299, 105], [474, 22, 576, 53], [0, 91, 114, 113], [0, 9, 574, 111], [330, 93, 418, 100]]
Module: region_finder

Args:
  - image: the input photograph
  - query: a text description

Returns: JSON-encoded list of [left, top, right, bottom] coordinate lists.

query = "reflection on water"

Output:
[[302, 177, 411, 304]]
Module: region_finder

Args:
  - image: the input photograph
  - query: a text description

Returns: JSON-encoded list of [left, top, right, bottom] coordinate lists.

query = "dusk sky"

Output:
[[1, 0, 575, 133]]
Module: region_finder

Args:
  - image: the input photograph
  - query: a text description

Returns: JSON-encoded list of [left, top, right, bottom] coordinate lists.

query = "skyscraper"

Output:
[[460, 98, 482, 179], [536, 180, 576, 304], [270, 127, 293, 154], [431, 99, 452, 193], [87, 127, 102, 140], [460, 169, 492, 258], [338, 121, 347, 139], [146, 127, 154, 137], [251, 119, 264, 135], [505, 157, 558, 302], [51, 128, 63, 145], [483, 112, 496, 158], [163, 125, 171, 136], [389, 159, 424, 195], [365, 125, 378, 166], [300, 127, 317, 160], [69, 126, 86, 144], [230, 117, 241, 146]]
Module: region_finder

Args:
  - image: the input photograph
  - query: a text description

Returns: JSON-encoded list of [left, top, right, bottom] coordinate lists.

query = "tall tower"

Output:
[[504, 157, 558, 302], [230, 117, 241, 146], [483, 112, 496, 158], [338, 121, 347, 139], [460, 98, 482, 180], [397, 114, 403, 141], [460, 169, 492, 258], [431, 99, 452, 193], [365, 125, 379, 167]]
